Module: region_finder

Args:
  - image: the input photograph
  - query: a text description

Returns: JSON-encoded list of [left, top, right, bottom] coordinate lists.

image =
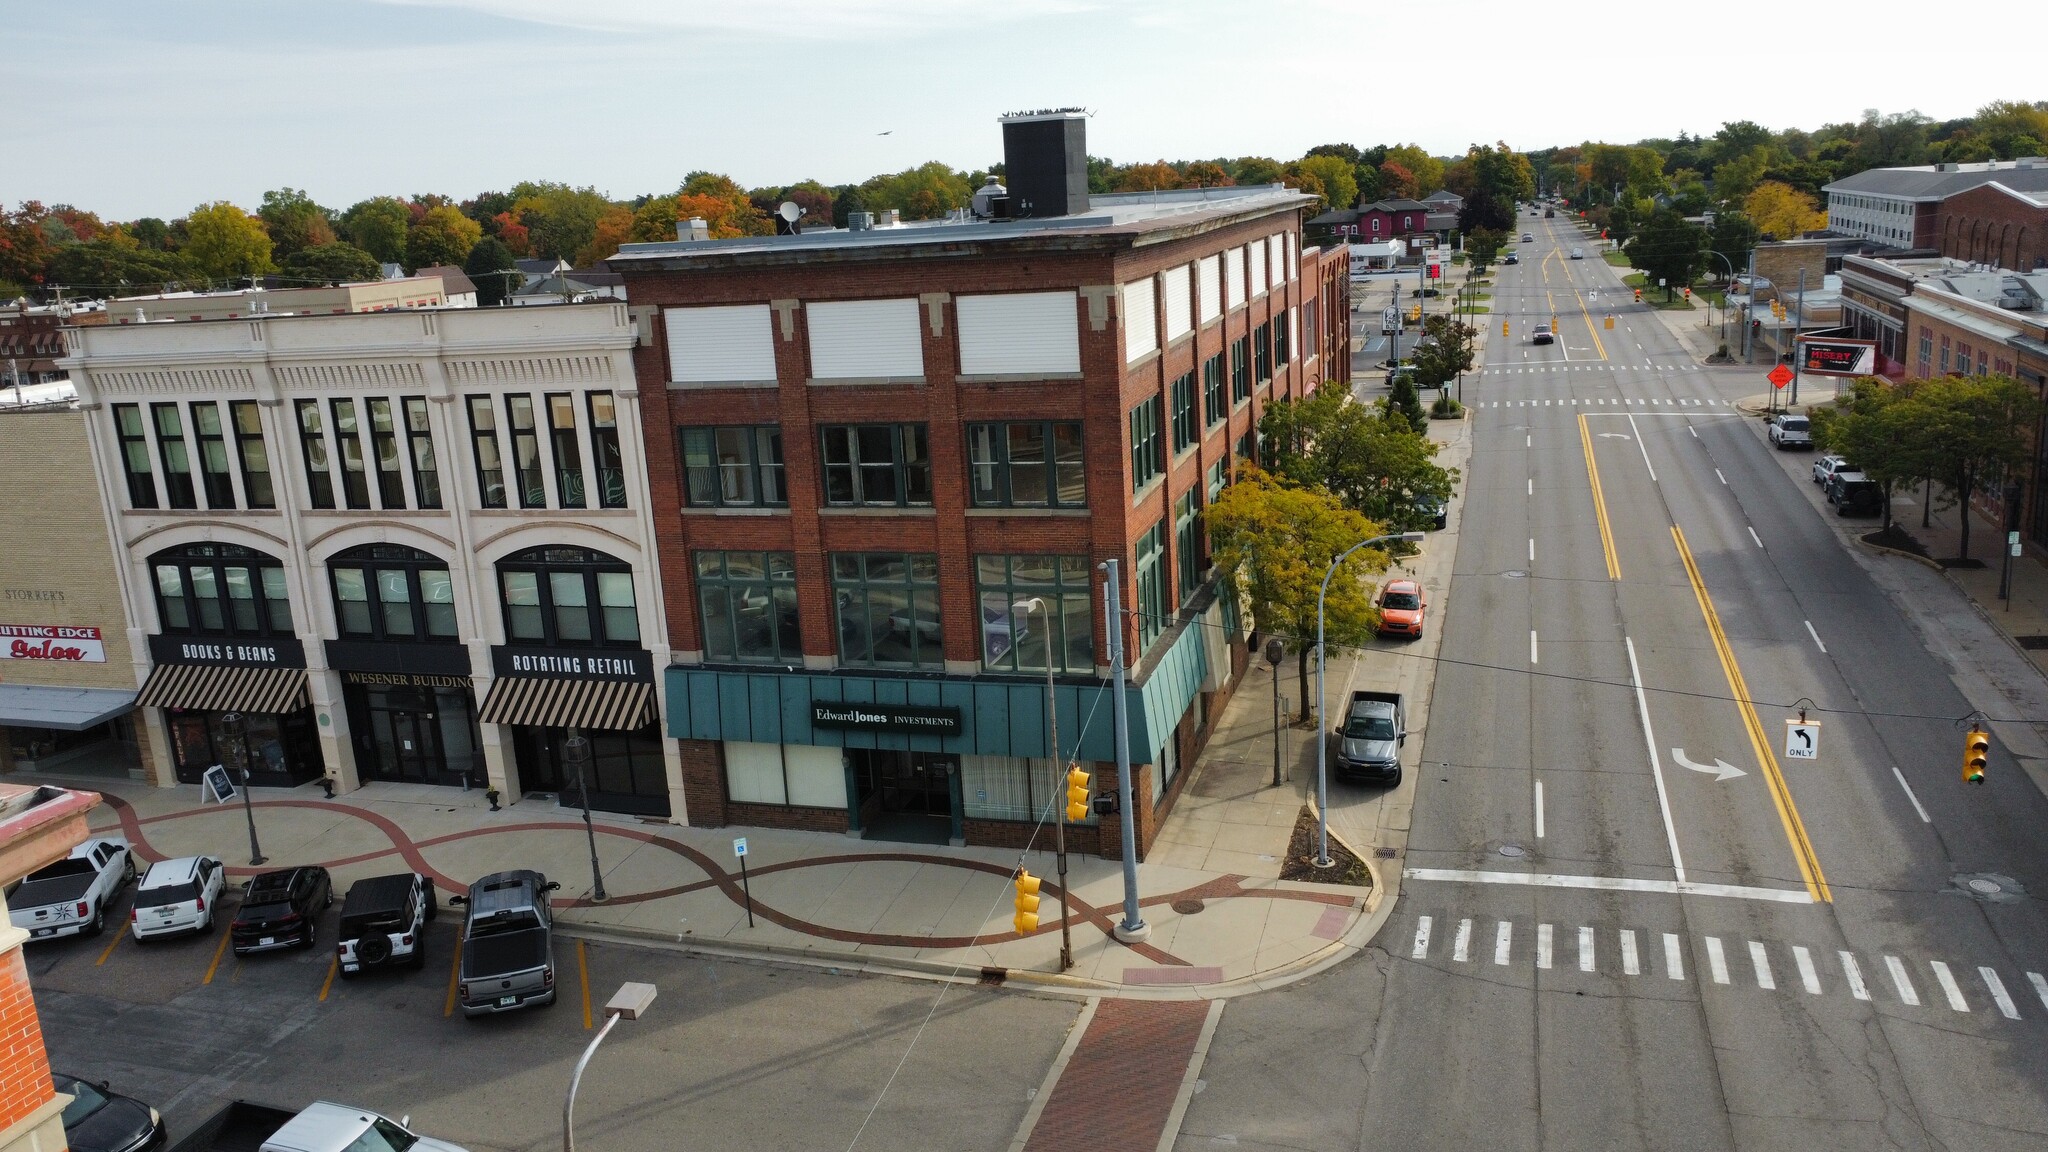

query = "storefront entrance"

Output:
[[165, 707, 321, 788], [342, 679, 482, 789], [851, 750, 959, 845], [512, 722, 670, 816]]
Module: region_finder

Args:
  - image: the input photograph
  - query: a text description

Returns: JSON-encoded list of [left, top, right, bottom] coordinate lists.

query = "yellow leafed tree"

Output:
[[1743, 181, 1826, 240]]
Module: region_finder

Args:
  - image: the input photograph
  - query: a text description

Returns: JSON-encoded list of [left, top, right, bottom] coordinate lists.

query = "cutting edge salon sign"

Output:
[[0, 625, 106, 663], [811, 701, 963, 736]]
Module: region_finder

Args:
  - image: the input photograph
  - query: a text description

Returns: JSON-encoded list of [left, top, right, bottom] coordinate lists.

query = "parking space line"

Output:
[[95, 929, 123, 967], [444, 937, 463, 1018], [319, 956, 338, 1002], [202, 928, 233, 985], [578, 938, 593, 1030]]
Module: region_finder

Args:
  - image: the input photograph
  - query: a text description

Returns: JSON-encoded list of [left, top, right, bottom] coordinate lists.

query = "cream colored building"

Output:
[[106, 275, 453, 325]]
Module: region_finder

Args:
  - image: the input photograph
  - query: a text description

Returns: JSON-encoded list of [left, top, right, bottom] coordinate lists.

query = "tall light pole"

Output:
[[1314, 532, 1424, 866], [564, 982, 656, 1152], [219, 711, 265, 866], [1009, 596, 1072, 971], [563, 729, 607, 902], [1098, 559, 1147, 942]]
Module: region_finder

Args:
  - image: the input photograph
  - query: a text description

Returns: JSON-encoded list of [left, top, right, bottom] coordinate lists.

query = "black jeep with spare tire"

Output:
[[335, 872, 435, 978]]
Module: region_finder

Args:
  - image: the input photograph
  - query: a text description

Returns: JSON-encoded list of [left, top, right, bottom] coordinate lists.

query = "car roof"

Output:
[[1384, 579, 1421, 594], [468, 869, 547, 915], [138, 856, 212, 887], [245, 868, 315, 897], [342, 873, 421, 914], [264, 1103, 377, 1152]]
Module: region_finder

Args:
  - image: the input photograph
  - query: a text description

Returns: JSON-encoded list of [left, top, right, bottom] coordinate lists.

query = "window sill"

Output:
[[964, 507, 1090, 518], [1123, 350, 1160, 372], [669, 379, 778, 390], [1132, 477, 1165, 507], [807, 376, 926, 387], [817, 505, 937, 517], [681, 506, 790, 516], [466, 506, 635, 516], [956, 372, 1084, 385]]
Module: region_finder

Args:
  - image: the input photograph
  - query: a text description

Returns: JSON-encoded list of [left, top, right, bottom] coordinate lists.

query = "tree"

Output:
[[182, 201, 274, 283], [257, 188, 336, 261], [1710, 148, 1770, 203], [862, 162, 973, 220], [1234, 156, 1284, 186], [340, 197, 412, 264], [1455, 143, 1535, 234], [1386, 372, 1428, 433], [0, 202, 57, 289], [1973, 99, 2048, 160], [1853, 109, 1931, 171], [1901, 374, 2043, 562], [1463, 228, 1503, 272], [1709, 210, 1760, 281], [575, 204, 635, 266], [127, 217, 170, 250], [1743, 180, 1825, 240], [1203, 466, 1392, 721], [1258, 387, 1458, 536], [404, 205, 482, 273], [1381, 145, 1444, 197], [1810, 377, 1925, 530], [1297, 155, 1358, 212], [1412, 313, 1477, 395], [1305, 143, 1362, 165], [278, 241, 380, 286], [1376, 161, 1417, 200], [463, 237, 519, 306], [44, 238, 186, 295], [510, 182, 615, 260], [1113, 161, 1184, 192], [1629, 208, 1706, 300]]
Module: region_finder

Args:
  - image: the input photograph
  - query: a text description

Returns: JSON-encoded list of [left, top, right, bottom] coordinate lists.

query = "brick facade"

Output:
[[1937, 182, 2048, 272], [0, 949, 52, 1130]]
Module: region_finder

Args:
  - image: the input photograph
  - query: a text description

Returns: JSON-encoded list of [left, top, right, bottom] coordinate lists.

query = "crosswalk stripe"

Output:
[[1495, 920, 1512, 965], [1579, 926, 1595, 972], [1621, 930, 1641, 976], [1750, 941, 1776, 990], [1706, 937, 1730, 984], [2031, 972, 2048, 1011], [1664, 933, 1684, 981], [1412, 915, 1433, 960], [1537, 923, 1553, 970], [1453, 918, 1473, 963], [1932, 961, 1970, 1012], [1794, 946, 1822, 994], [1886, 955, 1920, 1006], [1981, 967, 2021, 1019], [1841, 952, 1871, 1000]]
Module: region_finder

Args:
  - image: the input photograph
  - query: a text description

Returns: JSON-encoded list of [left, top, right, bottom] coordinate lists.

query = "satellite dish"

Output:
[[778, 201, 801, 223]]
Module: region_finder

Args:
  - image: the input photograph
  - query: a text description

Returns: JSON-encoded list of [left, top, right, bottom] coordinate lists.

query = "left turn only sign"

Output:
[[1784, 720, 1821, 760]]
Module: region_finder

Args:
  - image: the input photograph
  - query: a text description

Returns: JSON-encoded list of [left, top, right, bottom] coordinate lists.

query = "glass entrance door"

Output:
[[375, 706, 443, 782]]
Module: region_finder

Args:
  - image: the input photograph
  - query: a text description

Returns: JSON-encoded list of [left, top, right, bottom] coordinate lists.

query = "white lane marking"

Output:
[[1931, 961, 1969, 1012], [1453, 918, 1473, 963], [1841, 952, 1870, 1000], [1411, 915, 1432, 959], [1537, 923, 1553, 970], [1889, 766, 1931, 823], [1885, 955, 1920, 1006], [1526, 434, 1531, 447], [1794, 946, 1822, 994], [1621, 930, 1641, 975], [1626, 412, 1656, 480], [1530, 631, 1539, 665], [1715, 468, 1727, 485], [1528, 477, 1533, 496], [1625, 637, 1687, 883], [1529, 538, 1535, 563], [1579, 926, 1595, 972], [1748, 526, 1764, 548], [1981, 967, 2020, 1019], [1401, 870, 1813, 903], [1803, 620, 1826, 653], [1706, 937, 1730, 984], [1534, 780, 1545, 839], [1495, 921, 1513, 966], [1749, 941, 1776, 990], [1689, 426, 1698, 438], [2029, 971, 2048, 1011], [1664, 933, 1684, 981]]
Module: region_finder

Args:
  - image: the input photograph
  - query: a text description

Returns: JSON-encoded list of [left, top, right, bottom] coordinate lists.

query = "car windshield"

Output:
[[1345, 714, 1397, 740], [342, 1118, 418, 1152], [1782, 417, 1809, 430], [135, 882, 197, 907], [238, 902, 293, 922], [56, 1079, 108, 1127], [1383, 593, 1420, 610], [470, 909, 542, 936]]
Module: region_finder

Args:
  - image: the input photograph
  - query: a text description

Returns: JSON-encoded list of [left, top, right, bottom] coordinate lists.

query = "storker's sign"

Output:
[[810, 701, 962, 736]]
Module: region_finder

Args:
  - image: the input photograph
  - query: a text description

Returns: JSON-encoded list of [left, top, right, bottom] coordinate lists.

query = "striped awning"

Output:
[[477, 677, 655, 732], [135, 664, 309, 715]]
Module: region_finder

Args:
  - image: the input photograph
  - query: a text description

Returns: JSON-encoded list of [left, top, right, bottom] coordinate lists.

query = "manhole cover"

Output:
[[1172, 898, 1207, 915], [1499, 844, 1526, 858], [1968, 878, 2002, 895], [1503, 570, 1529, 579], [1953, 872, 2025, 902]]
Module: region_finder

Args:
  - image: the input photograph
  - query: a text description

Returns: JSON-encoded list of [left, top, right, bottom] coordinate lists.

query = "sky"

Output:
[[7, 0, 2024, 221]]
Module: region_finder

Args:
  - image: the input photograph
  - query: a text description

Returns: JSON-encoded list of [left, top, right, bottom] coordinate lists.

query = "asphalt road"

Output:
[[1179, 211, 2048, 1151]]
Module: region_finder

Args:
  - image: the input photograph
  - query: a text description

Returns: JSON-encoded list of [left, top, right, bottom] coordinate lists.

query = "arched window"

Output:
[[150, 543, 291, 637], [329, 545, 457, 642], [496, 547, 639, 648]]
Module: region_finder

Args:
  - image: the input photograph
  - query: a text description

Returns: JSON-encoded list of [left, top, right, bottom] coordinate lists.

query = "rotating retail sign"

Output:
[[810, 701, 962, 736], [1797, 338, 1877, 377], [0, 624, 106, 663]]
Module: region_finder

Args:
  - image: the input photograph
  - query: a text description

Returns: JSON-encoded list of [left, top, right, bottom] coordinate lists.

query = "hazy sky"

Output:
[[9, 0, 2023, 220]]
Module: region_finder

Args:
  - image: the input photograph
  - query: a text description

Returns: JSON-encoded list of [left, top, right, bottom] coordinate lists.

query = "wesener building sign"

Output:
[[0, 624, 107, 663], [810, 701, 963, 736]]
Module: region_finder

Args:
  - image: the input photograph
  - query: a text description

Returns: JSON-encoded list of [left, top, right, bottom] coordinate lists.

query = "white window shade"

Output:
[[666, 305, 776, 384], [1225, 247, 1245, 310], [1287, 307, 1298, 364], [1270, 234, 1287, 286], [1161, 266, 1192, 343], [1287, 233, 1298, 281], [784, 745, 848, 808], [724, 741, 787, 805], [1248, 239, 1268, 297], [807, 298, 924, 379], [1122, 279, 1158, 363], [1197, 255, 1221, 323], [955, 291, 1080, 376]]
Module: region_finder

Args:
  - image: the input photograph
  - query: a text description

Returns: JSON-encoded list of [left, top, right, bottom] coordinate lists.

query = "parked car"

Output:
[[336, 872, 435, 977], [165, 1100, 469, 1152], [1826, 469, 1873, 505], [1376, 579, 1427, 639], [1385, 363, 1417, 388], [1532, 324, 1553, 345], [1768, 413, 1813, 449], [1416, 493, 1448, 530], [231, 866, 332, 956], [1833, 477, 1883, 517], [1812, 453, 1856, 486], [449, 870, 560, 1018], [53, 1073, 162, 1152], [1329, 690, 1406, 786], [131, 856, 225, 943], [10, 838, 133, 940]]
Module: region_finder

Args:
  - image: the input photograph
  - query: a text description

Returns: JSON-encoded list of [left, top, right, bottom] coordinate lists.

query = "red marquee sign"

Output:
[[0, 625, 107, 663]]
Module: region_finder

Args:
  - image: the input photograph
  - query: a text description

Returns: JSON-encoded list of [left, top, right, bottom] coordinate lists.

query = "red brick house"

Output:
[[1937, 181, 2048, 272]]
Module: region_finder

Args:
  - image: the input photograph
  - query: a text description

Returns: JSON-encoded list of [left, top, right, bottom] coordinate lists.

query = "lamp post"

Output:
[[1009, 596, 1072, 971], [1314, 532, 1424, 866], [1704, 249, 1736, 346], [1098, 558, 1147, 942], [564, 982, 656, 1152], [562, 730, 607, 903], [218, 711, 266, 866]]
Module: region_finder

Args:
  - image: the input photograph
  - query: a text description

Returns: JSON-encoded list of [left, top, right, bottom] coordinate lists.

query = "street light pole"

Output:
[[219, 711, 265, 866], [1010, 596, 1071, 971], [563, 730, 608, 903], [564, 983, 656, 1152], [1098, 559, 1148, 942], [1314, 532, 1424, 867]]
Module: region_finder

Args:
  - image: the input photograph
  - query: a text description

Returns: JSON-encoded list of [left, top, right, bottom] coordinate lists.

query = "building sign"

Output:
[[1797, 337, 1877, 377], [0, 624, 106, 663], [325, 638, 474, 678], [148, 633, 306, 668], [810, 700, 963, 736], [3, 590, 65, 603], [491, 645, 652, 683], [341, 670, 474, 690]]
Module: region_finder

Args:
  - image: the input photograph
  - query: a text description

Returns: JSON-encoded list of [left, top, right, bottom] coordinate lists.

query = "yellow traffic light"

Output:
[[1502, 321, 1510, 337], [1013, 869, 1042, 934], [1604, 315, 1614, 330], [1964, 729, 1989, 784], [1064, 766, 1092, 822]]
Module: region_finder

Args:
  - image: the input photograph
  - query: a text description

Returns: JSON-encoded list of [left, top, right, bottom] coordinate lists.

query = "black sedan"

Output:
[[55, 1074, 163, 1152]]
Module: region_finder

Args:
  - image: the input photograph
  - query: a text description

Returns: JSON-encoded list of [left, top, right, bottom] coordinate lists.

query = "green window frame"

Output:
[[1129, 397, 1162, 492], [976, 554, 1094, 674], [831, 552, 943, 670], [966, 421, 1085, 508], [695, 550, 801, 664], [680, 426, 786, 508], [1135, 520, 1168, 652], [1202, 353, 1225, 427]]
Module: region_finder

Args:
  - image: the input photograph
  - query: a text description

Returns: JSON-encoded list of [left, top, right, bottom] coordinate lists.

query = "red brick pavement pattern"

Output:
[[1024, 999, 1211, 1152]]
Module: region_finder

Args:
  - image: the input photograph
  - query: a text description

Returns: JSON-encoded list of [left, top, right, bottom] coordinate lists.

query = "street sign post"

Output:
[[733, 837, 754, 927], [1784, 720, 1821, 760], [1381, 306, 1399, 334], [1768, 364, 1794, 389]]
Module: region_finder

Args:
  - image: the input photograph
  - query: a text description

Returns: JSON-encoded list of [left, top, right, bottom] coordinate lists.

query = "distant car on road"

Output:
[[1569, 247, 1584, 259], [1768, 413, 1813, 450], [1376, 579, 1427, 639], [1532, 324, 1553, 345], [1521, 232, 1534, 242], [1502, 252, 1519, 265]]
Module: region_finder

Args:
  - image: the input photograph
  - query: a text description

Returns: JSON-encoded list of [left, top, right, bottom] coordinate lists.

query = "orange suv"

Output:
[[1377, 580, 1426, 639]]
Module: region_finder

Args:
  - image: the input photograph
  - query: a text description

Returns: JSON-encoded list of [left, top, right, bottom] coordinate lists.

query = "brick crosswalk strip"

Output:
[[1023, 1000, 1212, 1152]]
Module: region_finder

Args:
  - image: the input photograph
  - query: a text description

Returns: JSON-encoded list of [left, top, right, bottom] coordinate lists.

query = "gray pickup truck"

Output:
[[1330, 690, 1407, 786], [449, 870, 559, 1019]]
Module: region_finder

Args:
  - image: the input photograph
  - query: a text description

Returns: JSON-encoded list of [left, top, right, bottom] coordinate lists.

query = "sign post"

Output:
[[733, 837, 753, 928], [1767, 363, 1794, 413]]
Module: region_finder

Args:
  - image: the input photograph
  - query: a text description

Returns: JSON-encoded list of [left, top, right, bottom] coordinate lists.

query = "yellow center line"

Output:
[[1672, 525, 1831, 903], [1578, 415, 1622, 580], [201, 927, 233, 985], [1579, 294, 1609, 360], [577, 938, 593, 1030], [95, 927, 124, 967], [443, 937, 463, 1017], [318, 955, 338, 1002]]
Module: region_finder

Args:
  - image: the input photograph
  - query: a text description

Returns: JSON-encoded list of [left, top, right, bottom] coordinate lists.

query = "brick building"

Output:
[[1825, 158, 2048, 252], [608, 111, 1350, 857], [1936, 181, 2048, 272]]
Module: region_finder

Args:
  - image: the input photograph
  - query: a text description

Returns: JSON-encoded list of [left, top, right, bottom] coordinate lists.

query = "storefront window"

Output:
[[962, 755, 1095, 824], [976, 555, 1093, 674], [150, 544, 292, 638], [696, 551, 799, 664], [496, 547, 639, 648], [327, 545, 458, 642], [831, 552, 942, 669]]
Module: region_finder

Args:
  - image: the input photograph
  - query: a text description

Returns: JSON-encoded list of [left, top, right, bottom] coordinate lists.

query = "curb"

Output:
[[1857, 536, 1943, 571]]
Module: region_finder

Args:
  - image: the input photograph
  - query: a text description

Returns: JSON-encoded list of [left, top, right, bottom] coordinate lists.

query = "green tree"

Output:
[[1234, 156, 1284, 186], [339, 197, 412, 264], [1709, 210, 1760, 281], [1297, 154, 1359, 212], [1386, 372, 1428, 433], [1810, 377, 1925, 529], [510, 182, 614, 260], [1203, 466, 1391, 720], [862, 162, 973, 220], [1973, 99, 2048, 159], [1901, 374, 2044, 561], [257, 188, 336, 261], [1413, 313, 1478, 396], [463, 237, 519, 306], [278, 241, 380, 286], [1382, 144, 1444, 197], [1259, 388, 1457, 532], [182, 201, 274, 283], [1463, 228, 1503, 272], [1629, 208, 1706, 300], [44, 238, 186, 295], [404, 205, 483, 273]]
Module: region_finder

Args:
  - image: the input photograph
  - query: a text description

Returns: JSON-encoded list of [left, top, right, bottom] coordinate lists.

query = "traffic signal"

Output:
[[1064, 766, 1092, 822], [1634, 288, 1642, 302], [1502, 321, 1510, 337], [1964, 729, 1989, 784], [1683, 286, 1692, 301], [1013, 869, 1042, 933]]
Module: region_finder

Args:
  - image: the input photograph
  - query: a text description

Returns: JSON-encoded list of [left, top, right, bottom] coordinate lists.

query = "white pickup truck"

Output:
[[169, 1101, 470, 1152], [9, 837, 133, 940]]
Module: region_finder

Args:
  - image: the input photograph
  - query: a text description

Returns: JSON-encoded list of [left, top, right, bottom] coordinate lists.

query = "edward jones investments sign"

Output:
[[811, 701, 962, 736], [0, 625, 106, 663]]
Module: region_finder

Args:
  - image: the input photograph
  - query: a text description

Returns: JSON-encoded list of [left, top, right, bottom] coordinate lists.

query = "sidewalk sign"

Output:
[[1784, 720, 1820, 760], [201, 764, 236, 805], [733, 837, 754, 928]]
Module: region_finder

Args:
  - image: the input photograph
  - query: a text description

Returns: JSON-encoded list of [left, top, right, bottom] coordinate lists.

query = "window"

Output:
[[680, 426, 786, 508], [1305, 299, 1320, 359], [967, 421, 1084, 508], [151, 403, 197, 509], [1275, 309, 1292, 366], [1230, 336, 1251, 403], [977, 555, 1094, 674], [723, 742, 848, 809], [587, 393, 626, 508], [230, 401, 274, 509], [1122, 279, 1158, 363], [329, 545, 457, 642], [190, 403, 235, 509], [832, 552, 942, 669], [1202, 353, 1225, 427], [1197, 254, 1221, 324], [1254, 322, 1272, 384], [295, 400, 335, 509], [466, 396, 507, 509], [1135, 520, 1168, 651], [150, 544, 290, 637], [403, 398, 441, 509], [505, 395, 546, 508], [1175, 490, 1201, 599], [695, 550, 800, 663], [1225, 247, 1246, 310], [547, 394, 585, 508], [1940, 341, 1950, 372], [820, 424, 930, 507], [1207, 457, 1227, 503], [112, 404, 157, 509], [497, 547, 639, 647], [1129, 396, 1163, 492], [1170, 371, 1197, 455], [330, 399, 370, 509], [358, 399, 403, 508], [1236, 429, 1256, 467]]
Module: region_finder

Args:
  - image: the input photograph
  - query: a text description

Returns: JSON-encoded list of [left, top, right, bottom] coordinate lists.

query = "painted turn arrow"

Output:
[[1672, 748, 1746, 781]]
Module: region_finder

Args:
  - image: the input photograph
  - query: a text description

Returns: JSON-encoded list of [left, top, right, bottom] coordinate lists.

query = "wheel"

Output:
[[122, 857, 137, 884], [298, 923, 317, 949], [83, 905, 103, 938], [204, 908, 215, 933]]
